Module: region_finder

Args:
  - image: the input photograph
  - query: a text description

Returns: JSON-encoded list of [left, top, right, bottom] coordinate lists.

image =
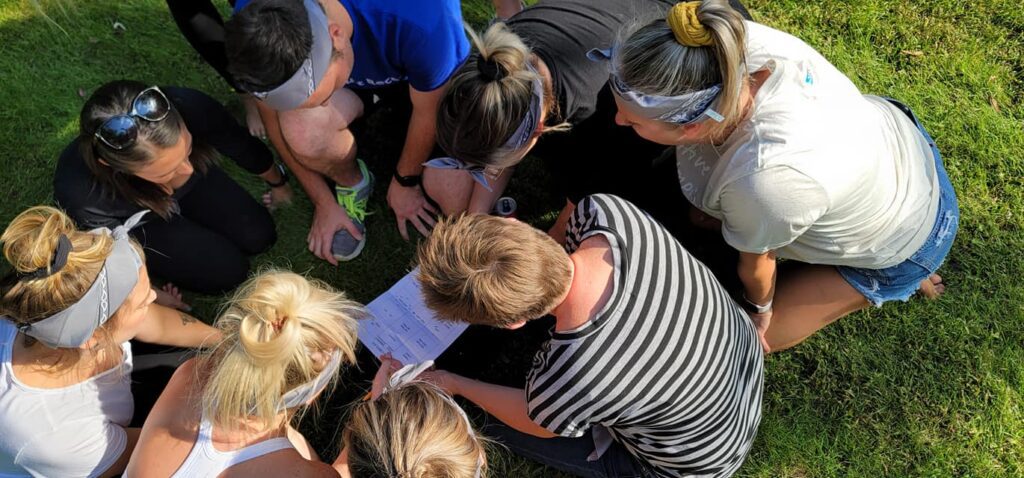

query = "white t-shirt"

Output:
[[0, 320, 134, 478], [677, 21, 939, 268]]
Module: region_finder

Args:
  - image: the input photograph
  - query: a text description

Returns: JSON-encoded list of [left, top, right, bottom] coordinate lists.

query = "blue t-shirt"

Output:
[[234, 0, 469, 92]]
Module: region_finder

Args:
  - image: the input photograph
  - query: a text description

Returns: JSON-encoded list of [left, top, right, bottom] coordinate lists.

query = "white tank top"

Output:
[[0, 320, 133, 478], [170, 413, 295, 478]]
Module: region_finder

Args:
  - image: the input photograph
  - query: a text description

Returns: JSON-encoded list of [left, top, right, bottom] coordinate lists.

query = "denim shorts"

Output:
[[836, 100, 960, 307]]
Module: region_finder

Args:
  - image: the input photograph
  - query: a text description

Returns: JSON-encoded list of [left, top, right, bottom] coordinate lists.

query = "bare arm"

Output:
[[738, 251, 776, 305], [547, 200, 576, 244], [432, 371, 557, 438], [133, 303, 220, 348], [387, 85, 446, 239]]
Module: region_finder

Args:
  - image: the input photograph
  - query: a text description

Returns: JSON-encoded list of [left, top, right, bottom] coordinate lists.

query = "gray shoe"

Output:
[[331, 159, 374, 261]]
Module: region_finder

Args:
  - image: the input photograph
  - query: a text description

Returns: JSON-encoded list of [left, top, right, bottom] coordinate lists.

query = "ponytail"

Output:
[[616, 0, 747, 135], [199, 270, 362, 431]]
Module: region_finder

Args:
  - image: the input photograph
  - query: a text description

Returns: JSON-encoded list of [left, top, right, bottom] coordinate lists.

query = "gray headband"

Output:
[[277, 349, 342, 411], [423, 62, 545, 190], [251, 0, 333, 111], [587, 47, 724, 125], [16, 211, 146, 349]]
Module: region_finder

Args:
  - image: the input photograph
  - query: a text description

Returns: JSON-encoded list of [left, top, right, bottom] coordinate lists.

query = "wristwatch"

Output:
[[393, 170, 422, 188], [743, 294, 773, 314], [264, 163, 289, 188]]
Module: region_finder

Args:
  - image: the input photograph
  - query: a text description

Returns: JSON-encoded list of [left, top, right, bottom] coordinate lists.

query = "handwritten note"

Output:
[[362, 268, 467, 363]]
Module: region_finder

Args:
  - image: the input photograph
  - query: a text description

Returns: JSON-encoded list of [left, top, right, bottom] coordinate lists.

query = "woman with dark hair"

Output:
[[427, 0, 751, 239], [54, 80, 292, 295]]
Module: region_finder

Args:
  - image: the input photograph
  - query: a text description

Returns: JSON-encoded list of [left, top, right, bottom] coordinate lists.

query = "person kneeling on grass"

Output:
[[125, 271, 361, 477], [55, 80, 292, 296], [598, 0, 960, 352], [416, 194, 764, 478], [0, 206, 220, 478], [335, 355, 487, 477]]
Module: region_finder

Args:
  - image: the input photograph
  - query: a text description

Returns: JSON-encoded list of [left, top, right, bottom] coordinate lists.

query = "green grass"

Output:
[[2, 0, 1022, 476]]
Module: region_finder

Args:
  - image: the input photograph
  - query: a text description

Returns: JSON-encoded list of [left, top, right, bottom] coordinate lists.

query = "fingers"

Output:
[[408, 215, 432, 238], [319, 232, 338, 266], [396, 216, 411, 241]]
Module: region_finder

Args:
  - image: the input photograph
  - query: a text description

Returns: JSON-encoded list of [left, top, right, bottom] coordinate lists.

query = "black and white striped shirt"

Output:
[[526, 194, 764, 477]]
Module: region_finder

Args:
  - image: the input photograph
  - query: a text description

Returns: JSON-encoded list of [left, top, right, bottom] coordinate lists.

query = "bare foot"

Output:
[[241, 94, 267, 139], [154, 283, 192, 311], [918, 273, 945, 299]]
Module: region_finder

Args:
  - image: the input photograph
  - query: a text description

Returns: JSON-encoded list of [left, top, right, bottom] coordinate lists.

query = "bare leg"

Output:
[[422, 167, 475, 215], [493, 0, 524, 19], [766, 264, 870, 353], [240, 94, 266, 138], [278, 88, 364, 187]]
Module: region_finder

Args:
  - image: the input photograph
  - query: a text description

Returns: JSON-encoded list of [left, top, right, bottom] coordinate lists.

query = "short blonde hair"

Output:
[[417, 215, 572, 327], [198, 270, 362, 431], [345, 382, 486, 478]]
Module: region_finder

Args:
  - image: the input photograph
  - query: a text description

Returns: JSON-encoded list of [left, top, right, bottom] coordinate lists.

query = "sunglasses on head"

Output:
[[93, 86, 172, 150]]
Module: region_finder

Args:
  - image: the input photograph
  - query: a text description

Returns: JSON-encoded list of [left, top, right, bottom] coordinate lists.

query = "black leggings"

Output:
[[166, 0, 239, 90], [131, 166, 275, 294]]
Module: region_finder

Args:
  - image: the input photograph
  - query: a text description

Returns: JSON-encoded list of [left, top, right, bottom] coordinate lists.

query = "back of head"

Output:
[[226, 0, 314, 93], [417, 214, 571, 327], [1, 206, 114, 324], [436, 23, 548, 169], [79, 80, 204, 219], [346, 382, 485, 478], [615, 0, 747, 133], [199, 270, 362, 429]]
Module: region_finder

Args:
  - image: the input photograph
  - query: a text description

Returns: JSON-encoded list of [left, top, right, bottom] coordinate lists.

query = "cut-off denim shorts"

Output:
[[836, 99, 960, 307]]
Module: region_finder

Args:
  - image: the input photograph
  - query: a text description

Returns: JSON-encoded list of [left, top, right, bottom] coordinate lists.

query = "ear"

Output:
[[504, 320, 529, 330], [327, 22, 348, 52], [79, 334, 101, 351], [97, 158, 110, 167]]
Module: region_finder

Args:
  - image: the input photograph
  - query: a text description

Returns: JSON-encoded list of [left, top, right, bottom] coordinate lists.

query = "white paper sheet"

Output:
[[362, 268, 468, 363]]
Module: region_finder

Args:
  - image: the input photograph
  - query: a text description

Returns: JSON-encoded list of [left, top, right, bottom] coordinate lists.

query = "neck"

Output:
[[551, 253, 588, 331]]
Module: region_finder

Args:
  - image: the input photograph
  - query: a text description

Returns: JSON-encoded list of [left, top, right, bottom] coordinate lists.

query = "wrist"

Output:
[[742, 294, 773, 314], [393, 169, 422, 188]]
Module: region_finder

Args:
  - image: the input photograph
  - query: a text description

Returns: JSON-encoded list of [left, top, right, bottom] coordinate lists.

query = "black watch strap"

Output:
[[394, 171, 422, 188], [265, 163, 289, 188]]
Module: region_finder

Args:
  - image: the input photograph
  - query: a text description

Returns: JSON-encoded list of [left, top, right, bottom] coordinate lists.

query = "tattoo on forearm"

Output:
[[179, 312, 196, 326]]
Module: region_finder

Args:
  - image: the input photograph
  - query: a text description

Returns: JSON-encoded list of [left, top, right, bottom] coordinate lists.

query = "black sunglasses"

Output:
[[93, 86, 172, 150]]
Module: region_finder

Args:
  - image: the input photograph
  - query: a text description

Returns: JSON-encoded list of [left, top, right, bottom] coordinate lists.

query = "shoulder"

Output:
[[125, 359, 202, 477], [222, 451, 339, 478]]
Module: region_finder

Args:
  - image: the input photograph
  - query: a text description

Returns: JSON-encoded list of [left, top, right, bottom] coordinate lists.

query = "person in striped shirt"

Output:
[[417, 194, 764, 477]]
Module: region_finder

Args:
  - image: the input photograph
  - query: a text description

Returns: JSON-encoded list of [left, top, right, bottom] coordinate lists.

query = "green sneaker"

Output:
[[331, 159, 373, 261]]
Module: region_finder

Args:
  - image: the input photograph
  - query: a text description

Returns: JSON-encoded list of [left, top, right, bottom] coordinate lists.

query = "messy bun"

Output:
[[436, 23, 563, 169], [2, 206, 117, 324], [199, 270, 362, 430]]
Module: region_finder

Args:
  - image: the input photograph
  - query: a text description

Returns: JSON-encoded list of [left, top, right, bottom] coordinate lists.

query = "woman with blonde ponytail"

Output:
[[125, 270, 362, 477], [608, 0, 959, 353], [428, 0, 751, 240], [0, 206, 220, 478]]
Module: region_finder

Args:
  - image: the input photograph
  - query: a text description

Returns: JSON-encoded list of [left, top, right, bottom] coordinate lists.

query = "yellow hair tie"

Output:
[[667, 2, 713, 47]]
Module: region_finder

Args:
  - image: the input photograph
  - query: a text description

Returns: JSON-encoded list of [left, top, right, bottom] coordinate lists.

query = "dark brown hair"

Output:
[[78, 80, 214, 219]]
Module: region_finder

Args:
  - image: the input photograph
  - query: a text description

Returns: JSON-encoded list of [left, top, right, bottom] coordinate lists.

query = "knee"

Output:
[[423, 167, 474, 216], [233, 209, 277, 254]]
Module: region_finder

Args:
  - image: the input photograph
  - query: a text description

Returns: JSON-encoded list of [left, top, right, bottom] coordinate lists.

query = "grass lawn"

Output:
[[2, 0, 1022, 476]]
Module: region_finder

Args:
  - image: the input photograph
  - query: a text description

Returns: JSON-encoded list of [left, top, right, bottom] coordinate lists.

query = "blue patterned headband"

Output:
[[587, 47, 724, 125]]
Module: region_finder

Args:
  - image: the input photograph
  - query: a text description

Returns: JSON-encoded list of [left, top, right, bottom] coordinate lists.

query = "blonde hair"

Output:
[[198, 270, 362, 431], [417, 215, 572, 327], [0, 206, 141, 369], [436, 23, 566, 170], [616, 0, 747, 136], [345, 382, 486, 478]]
